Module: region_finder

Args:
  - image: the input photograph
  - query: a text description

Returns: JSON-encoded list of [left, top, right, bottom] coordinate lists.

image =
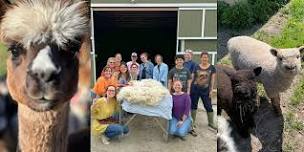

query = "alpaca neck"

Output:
[[18, 102, 69, 152]]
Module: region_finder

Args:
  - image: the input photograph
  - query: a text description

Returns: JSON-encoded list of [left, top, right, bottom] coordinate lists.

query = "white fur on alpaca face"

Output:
[[270, 47, 304, 74], [31, 45, 59, 77]]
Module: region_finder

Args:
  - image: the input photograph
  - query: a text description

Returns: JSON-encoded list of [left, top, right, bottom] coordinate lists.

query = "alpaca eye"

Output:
[[65, 38, 81, 55], [279, 57, 283, 61], [8, 44, 23, 58], [297, 55, 300, 59]]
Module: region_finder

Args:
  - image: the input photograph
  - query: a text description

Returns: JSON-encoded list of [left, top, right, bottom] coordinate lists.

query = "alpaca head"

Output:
[[0, 0, 89, 112], [230, 67, 262, 101], [270, 46, 304, 75]]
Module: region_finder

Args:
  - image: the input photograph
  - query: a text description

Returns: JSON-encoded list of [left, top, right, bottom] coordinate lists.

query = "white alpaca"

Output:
[[228, 36, 304, 114]]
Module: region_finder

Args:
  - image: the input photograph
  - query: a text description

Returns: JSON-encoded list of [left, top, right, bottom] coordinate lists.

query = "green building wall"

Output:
[[92, 0, 217, 3]]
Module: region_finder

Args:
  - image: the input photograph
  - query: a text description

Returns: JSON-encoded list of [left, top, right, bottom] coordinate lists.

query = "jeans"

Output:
[[104, 124, 129, 139], [168, 116, 191, 137], [191, 85, 213, 112]]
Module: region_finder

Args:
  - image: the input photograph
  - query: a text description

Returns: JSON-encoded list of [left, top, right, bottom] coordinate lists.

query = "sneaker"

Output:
[[189, 129, 198, 137], [179, 136, 186, 141], [101, 135, 110, 145], [121, 132, 130, 137]]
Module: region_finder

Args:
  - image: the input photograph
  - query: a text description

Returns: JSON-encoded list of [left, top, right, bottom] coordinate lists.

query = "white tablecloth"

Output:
[[121, 95, 173, 120]]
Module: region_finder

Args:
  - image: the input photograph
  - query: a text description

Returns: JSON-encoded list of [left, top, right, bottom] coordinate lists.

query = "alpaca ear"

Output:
[[78, 34, 91, 88], [216, 65, 236, 77], [299, 46, 304, 55], [253, 67, 262, 76], [0, 0, 11, 42], [299, 46, 304, 62], [0, 0, 11, 20], [270, 48, 278, 57]]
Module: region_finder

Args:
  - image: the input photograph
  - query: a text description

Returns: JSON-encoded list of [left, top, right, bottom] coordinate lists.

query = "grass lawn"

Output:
[[0, 42, 7, 76], [252, 0, 304, 150]]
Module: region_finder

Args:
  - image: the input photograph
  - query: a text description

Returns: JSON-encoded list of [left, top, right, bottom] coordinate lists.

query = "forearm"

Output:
[[181, 114, 187, 121], [210, 74, 216, 91], [187, 80, 192, 92], [168, 80, 172, 91]]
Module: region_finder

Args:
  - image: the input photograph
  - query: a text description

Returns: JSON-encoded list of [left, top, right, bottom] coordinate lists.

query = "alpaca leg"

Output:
[[271, 95, 282, 115]]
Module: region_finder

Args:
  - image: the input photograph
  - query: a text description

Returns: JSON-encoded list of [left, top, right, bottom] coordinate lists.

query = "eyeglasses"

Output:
[[107, 89, 116, 92], [109, 62, 115, 64]]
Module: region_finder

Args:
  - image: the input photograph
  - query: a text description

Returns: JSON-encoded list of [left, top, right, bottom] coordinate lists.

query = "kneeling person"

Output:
[[168, 80, 191, 139], [91, 85, 129, 144]]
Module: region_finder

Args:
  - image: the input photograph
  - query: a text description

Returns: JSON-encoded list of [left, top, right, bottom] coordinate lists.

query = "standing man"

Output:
[[139, 52, 154, 80], [153, 54, 168, 87], [184, 49, 197, 74], [168, 55, 192, 94]]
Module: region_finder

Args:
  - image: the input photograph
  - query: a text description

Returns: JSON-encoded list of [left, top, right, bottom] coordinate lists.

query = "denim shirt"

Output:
[[153, 63, 168, 87], [139, 61, 154, 79], [184, 60, 197, 73]]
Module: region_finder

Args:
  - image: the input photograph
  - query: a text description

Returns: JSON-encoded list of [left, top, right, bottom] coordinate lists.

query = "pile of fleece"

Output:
[[117, 79, 170, 106]]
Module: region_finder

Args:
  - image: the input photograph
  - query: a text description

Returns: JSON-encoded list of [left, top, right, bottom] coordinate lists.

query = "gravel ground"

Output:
[[91, 103, 217, 152]]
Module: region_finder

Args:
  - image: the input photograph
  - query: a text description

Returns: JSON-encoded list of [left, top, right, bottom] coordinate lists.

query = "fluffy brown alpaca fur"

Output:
[[0, 0, 90, 151]]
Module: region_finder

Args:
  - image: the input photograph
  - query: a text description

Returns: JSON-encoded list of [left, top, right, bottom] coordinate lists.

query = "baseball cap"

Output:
[[131, 52, 137, 57]]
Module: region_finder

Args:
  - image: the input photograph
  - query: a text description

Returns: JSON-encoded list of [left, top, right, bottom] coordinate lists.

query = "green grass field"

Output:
[[0, 43, 8, 76], [269, 0, 304, 108], [253, 0, 304, 150]]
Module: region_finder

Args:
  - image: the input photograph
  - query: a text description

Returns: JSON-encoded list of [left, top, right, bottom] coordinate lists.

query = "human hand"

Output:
[[209, 90, 213, 98], [176, 121, 184, 128]]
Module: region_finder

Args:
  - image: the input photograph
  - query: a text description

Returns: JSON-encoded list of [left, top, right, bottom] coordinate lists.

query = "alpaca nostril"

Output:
[[30, 67, 61, 83], [285, 65, 296, 70], [46, 69, 61, 83]]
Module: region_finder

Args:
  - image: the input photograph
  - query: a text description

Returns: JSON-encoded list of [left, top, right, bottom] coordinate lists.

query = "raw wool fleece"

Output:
[[0, 0, 88, 49], [117, 79, 170, 106], [228, 36, 302, 98]]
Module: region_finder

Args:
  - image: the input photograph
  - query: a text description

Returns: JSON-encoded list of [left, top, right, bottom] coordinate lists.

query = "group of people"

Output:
[[91, 50, 216, 144]]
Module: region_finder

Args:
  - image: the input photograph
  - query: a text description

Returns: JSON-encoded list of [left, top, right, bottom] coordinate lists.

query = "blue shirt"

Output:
[[184, 60, 197, 73], [139, 61, 154, 79], [153, 63, 168, 87]]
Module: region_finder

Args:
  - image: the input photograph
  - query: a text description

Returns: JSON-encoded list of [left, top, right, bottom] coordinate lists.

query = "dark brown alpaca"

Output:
[[217, 64, 262, 138]]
